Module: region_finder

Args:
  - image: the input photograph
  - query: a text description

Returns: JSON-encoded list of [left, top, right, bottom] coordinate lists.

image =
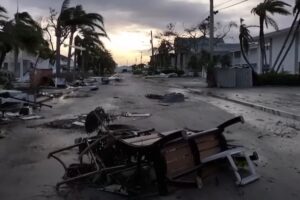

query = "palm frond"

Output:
[[294, 0, 300, 14], [61, 0, 71, 13], [265, 15, 279, 30]]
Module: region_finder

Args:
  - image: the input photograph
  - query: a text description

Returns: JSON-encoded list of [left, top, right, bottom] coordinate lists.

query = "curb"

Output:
[[208, 93, 300, 121]]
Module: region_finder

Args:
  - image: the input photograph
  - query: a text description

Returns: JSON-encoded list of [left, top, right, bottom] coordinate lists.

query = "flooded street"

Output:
[[0, 74, 300, 199]]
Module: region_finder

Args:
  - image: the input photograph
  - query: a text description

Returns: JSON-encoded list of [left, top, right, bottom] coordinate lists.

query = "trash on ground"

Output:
[[90, 86, 99, 91], [19, 106, 33, 116], [146, 92, 185, 103], [0, 130, 7, 139], [48, 108, 259, 197], [63, 92, 91, 99], [44, 116, 86, 130], [72, 121, 85, 127], [101, 77, 110, 85], [162, 92, 185, 103], [109, 74, 123, 82], [20, 115, 43, 120], [121, 112, 151, 117]]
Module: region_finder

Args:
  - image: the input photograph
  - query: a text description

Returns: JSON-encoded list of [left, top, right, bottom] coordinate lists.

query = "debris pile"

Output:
[[48, 108, 259, 197]]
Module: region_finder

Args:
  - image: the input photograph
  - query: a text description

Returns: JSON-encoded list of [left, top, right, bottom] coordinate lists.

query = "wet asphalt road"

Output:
[[0, 74, 300, 200]]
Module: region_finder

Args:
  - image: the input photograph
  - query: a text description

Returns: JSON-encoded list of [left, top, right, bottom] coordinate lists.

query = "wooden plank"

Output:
[[132, 138, 161, 146], [194, 134, 218, 144], [123, 133, 160, 144], [200, 147, 222, 159], [197, 140, 220, 151]]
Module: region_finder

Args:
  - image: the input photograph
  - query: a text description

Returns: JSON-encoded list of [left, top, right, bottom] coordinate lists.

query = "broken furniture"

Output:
[[48, 108, 259, 196]]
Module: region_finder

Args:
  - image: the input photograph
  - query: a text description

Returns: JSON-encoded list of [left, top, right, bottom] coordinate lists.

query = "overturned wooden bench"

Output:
[[119, 116, 259, 195]]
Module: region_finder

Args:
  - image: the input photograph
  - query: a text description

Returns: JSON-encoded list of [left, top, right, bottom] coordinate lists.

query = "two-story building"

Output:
[[231, 26, 300, 74]]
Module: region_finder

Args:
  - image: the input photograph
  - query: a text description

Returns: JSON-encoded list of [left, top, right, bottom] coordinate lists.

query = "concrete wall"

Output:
[[216, 68, 253, 88]]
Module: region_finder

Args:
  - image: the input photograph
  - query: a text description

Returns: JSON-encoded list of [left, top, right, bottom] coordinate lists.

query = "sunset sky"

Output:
[[1, 0, 296, 66]]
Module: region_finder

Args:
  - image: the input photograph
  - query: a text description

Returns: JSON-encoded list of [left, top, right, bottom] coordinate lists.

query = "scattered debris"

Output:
[[145, 94, 164, 100], [90, 86, 99, 91], [20, 115, 43, 120], [101, 77, 110, 85], [122, 112, 151, 117], [72, 121, 85, 127], [146, 92, 185, 103], [44, 115, 86, 130], [19, 106, 33, 116], [162, 93, 184, 103], [0, 130, 7, 139], [63, 92, 91, 99]]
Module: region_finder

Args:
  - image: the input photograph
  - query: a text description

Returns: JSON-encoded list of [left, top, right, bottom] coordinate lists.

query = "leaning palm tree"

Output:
[[55, 0, 71, 77], [77, 28, 106, 71], [0, 5, 8, 68], [275, 0, 300, 72], [64, 5, 107, 70], [12, 12, 44, 75], [0, 5, 6, 19], [0, 12, 44, 71], [251, 0, 291, 71], [239, 19, 255, 71]]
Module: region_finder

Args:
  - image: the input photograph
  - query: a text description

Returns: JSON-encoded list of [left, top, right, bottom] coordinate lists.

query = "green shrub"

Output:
[[256, 72, 300, 86]]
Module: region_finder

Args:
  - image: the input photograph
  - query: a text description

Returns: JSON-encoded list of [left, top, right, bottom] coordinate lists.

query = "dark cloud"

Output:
[[1, 0, 296, 64], [1, 0, 296, 34]]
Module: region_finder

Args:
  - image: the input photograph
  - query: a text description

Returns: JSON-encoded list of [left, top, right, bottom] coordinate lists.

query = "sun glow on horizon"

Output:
[[104, 30, 154, 66]]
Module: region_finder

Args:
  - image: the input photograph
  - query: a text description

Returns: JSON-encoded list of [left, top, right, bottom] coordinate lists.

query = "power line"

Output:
[[215, 0, 234, 9], [218, 0, 248, 11]]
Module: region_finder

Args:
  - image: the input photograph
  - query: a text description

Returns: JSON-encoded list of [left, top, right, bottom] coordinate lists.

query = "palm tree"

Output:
[[275, 0, 300, 72], [55, 0, 71, 77], [64, 5, 107, 70], [0, 5, 8, 68], [0, 5, 6, 20], [12, 12, 44, 74], [239, 19, 255, 71], [251, 0, 290, 71], [76, 28, 106, 72], [0, 12, 44, 72]]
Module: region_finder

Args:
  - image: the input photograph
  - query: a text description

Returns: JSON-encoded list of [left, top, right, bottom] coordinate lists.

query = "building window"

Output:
[[234, 51, 241, 58], [3, 63, 8, 70]]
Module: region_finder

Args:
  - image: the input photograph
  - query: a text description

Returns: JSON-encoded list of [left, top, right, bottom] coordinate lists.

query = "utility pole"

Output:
[[150, 31, 154, 57], [140, 51, 143, 64], [209, 0, 214, 61]]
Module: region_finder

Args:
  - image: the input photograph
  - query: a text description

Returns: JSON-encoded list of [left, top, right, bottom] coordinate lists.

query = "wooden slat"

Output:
[[123, 133, 160, 144], [200, 147, 222, 159], [197, 140, 220, 151]]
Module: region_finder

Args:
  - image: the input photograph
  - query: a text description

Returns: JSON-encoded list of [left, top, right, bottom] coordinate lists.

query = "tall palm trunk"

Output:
[[240, 37, 255, 71], [14, 48, 19, 78], [276, 19, 300, 72], [272, 11, 300, 71], [259, 17, 267, 72], [0, 52, 7, 69], [55, 28, 61, 77], [67, 28, 75, 71]]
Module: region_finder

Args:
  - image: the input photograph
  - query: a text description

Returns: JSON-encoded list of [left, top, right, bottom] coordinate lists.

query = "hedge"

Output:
[[256, 73, 300, 86]]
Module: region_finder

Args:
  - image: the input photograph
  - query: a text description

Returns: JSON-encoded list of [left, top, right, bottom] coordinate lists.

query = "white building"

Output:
[[232, 26, 300, 74], [2, 50, 75, 82], [2, 50, 54, 82], [174, 36, 239, 72]]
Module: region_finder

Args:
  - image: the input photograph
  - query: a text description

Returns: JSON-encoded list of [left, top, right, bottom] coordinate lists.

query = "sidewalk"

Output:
[[165, 78, 300, 120], [206, 87, 300, 120]]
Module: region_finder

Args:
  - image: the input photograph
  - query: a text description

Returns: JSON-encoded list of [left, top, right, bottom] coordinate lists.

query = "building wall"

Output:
[[268, 34, 296, 74], [233, 31, 300, 75]]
